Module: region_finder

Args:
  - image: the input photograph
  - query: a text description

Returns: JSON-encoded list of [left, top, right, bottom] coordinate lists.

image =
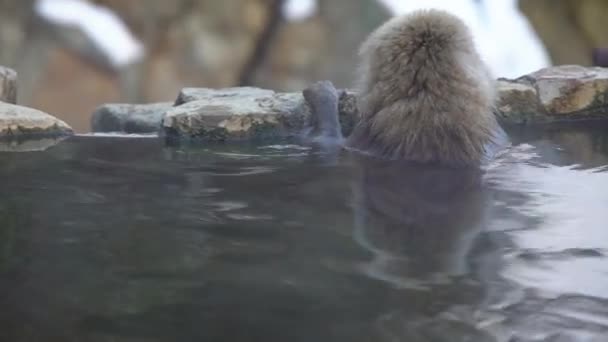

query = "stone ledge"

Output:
[[88, 65, 608, 141], [163, 88, 311, 141], [91, 102, 173, 134], [0, 102, 73, 138], [497, 65, 608, 124]]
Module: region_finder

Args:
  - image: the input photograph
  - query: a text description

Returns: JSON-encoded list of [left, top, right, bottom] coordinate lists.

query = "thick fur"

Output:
[[347, 9, 501, 167]]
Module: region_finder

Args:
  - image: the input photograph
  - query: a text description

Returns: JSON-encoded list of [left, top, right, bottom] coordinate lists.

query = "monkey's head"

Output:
[[360, 9, 478, 69]]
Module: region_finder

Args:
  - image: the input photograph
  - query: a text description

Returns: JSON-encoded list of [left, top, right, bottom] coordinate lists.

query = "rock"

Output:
[[495, 79, 547, 124], [161, 65, 608, 141], [167, 86, 363, 141], [0, 102, 73, 138], [0, 66, 17, 104], [163, 87, 310, 141], [496, 65, 608, 123], [530, 65, 608, 115], [91, 102, 173, 133], [174, 87, 275, 106]]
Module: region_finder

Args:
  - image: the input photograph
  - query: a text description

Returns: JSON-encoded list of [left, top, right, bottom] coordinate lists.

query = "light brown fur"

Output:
[[347, 9, 501, 167]]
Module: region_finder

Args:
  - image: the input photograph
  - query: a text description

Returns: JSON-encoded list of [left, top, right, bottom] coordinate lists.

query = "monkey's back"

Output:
[[348, 9, 500, 167]]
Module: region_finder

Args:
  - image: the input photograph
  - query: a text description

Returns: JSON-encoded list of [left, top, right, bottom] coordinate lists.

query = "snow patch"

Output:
[[35, 0, 144, 68], [282, 0, 318, 21]]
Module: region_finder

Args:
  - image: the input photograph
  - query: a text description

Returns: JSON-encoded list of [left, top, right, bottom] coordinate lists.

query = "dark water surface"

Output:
[[1, 124, 608, 342]]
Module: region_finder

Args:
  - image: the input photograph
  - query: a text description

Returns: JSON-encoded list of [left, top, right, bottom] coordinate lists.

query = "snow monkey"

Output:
[[344, 9, 503, 167]]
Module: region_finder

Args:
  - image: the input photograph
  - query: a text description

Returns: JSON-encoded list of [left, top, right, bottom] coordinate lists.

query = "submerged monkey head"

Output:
[[347, 9, 502, 167]]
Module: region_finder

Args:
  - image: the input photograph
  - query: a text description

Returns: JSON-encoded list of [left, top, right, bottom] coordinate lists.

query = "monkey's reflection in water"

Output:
[[350, 156, 488, 289]]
